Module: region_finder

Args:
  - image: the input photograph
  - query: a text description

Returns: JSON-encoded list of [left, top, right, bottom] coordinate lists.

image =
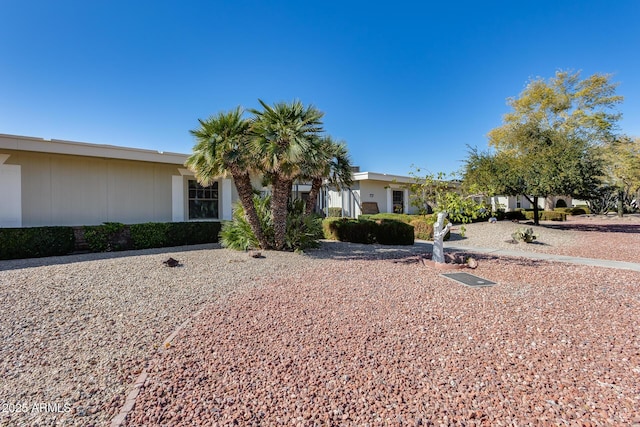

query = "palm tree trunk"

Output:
[[271, 175, 293, 250], [231, 169, 272, 249], [305, 177, 322, 215]]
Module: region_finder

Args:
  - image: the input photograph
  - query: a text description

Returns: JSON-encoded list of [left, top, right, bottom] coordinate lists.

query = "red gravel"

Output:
[[126, 252, 640, 426]]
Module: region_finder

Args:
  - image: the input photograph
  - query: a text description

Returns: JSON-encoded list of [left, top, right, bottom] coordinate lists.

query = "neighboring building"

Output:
[[325, 171, 419, 218], [489, 195, 575, 212]]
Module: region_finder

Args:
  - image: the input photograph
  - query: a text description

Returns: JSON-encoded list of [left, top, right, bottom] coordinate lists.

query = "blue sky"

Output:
[[1, 1, 638, 177]]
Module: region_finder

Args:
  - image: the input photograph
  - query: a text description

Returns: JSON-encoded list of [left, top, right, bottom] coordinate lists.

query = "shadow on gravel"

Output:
[[306, 241, 551, 268], [0, 243, 221, 272], [305, 240, 432, 261]]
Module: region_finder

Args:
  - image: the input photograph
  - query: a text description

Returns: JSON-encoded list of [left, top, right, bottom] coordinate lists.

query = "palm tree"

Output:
[[302, 136, 354, 215], [185, 107, 271, 249], [249, 99, 324, 250]]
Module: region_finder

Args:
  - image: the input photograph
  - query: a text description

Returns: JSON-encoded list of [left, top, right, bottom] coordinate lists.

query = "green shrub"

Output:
[[359, 213, 414, 223], [130, 222, 170, 249], [523, 211, 566, 221], [0, 227, 75, 260], [327, 207, 343, 217], [322, 218, 415, 245], [322, 218, 376, 244], [374, 219, 414, 245], [505, 210, 527, 220], [166, 221, 221, 246], [83, 222, 128, 252]]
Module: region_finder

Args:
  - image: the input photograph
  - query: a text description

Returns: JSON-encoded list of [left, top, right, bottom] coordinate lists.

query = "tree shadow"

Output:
[[542, 222, 640, 234], [304, 240, 432, 262]]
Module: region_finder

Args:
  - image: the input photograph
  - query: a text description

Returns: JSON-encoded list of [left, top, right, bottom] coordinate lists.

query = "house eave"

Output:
[[0, 133, 189, 165]]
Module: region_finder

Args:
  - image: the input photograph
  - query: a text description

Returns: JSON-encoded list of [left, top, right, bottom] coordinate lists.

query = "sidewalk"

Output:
[[443, 243, 640, 272]]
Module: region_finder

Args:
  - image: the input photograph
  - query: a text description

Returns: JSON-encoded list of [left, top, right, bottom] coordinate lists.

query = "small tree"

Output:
[[407, 166, 487, 224]]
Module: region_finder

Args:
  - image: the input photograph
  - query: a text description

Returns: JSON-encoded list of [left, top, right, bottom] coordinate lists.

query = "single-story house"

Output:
[[0, 133, 581, 228]]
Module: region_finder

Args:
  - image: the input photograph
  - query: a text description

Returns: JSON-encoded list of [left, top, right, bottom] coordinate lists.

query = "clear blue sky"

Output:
[[1, 1, 638, 177]]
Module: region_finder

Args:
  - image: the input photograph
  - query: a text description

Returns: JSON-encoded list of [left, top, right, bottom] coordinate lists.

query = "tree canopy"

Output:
[[187, 100, 352, 250], [465, 70, 622, 224]]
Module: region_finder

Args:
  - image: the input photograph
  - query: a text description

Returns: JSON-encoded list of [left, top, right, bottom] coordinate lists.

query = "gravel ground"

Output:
[[1, 217, 638, 426], [0, 244, 324, 427], [126, 216, 639, 426], [447, 214, 640, 263]]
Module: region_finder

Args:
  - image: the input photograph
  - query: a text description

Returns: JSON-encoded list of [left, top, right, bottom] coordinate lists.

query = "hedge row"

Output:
[[0, 227, 75, 260], [0, 221, 221, 260], [322, 218, 414, 245], [359, 213, 451, 241], [554, 206, 590, 215], [503, 209, 567, 221]]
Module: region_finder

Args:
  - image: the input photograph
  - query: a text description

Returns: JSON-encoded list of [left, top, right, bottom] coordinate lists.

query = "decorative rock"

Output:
[[163, 257, 181, 267]]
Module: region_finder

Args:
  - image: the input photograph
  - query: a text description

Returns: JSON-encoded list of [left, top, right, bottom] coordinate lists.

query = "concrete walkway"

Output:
[[443, 243, 640, 272]]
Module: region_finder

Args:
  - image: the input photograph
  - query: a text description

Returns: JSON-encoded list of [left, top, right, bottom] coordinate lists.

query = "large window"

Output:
[[188, 180, 218, 219]]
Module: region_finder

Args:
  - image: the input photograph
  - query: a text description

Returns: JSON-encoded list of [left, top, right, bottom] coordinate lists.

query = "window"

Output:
[[188, 180, 218, 219], [393, 190, 404, 213]]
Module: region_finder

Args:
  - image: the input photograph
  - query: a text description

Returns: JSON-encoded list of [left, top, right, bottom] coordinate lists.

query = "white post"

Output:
[[171, 175, 184, 222], [386, 187, 393, 213], [432, 212, 452, 263], [0, 154, 22, 227], [221, 178, 233, 220], [403, 188, 409, 214]]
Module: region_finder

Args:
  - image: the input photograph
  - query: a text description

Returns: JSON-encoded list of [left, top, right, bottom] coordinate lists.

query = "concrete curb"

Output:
[[443, 244, 640, 272]]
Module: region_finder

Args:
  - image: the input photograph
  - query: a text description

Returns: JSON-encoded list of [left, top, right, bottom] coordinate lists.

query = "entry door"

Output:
[[392, 190, 404, 213]]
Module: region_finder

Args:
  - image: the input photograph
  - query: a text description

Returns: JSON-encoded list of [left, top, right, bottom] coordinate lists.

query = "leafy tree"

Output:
[[185, 107, 272, 249], [406, 166, 487, 224], [249, 99, 324, 250], [472, 70, 621, 225]]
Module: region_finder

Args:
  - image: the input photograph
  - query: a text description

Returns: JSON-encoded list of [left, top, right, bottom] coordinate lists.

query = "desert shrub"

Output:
[[512, 227, 537, 243], [410, 218, 434, 240], [523, 211, 566, 221], [322, 218, 376, 244], [221, 196, 320, 251], [83, 222, 128, 252], [327, 207, 343, 217], [0, 227, 75, 260], [221, 196, 272, 251], [374, 219, 414, 245]]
